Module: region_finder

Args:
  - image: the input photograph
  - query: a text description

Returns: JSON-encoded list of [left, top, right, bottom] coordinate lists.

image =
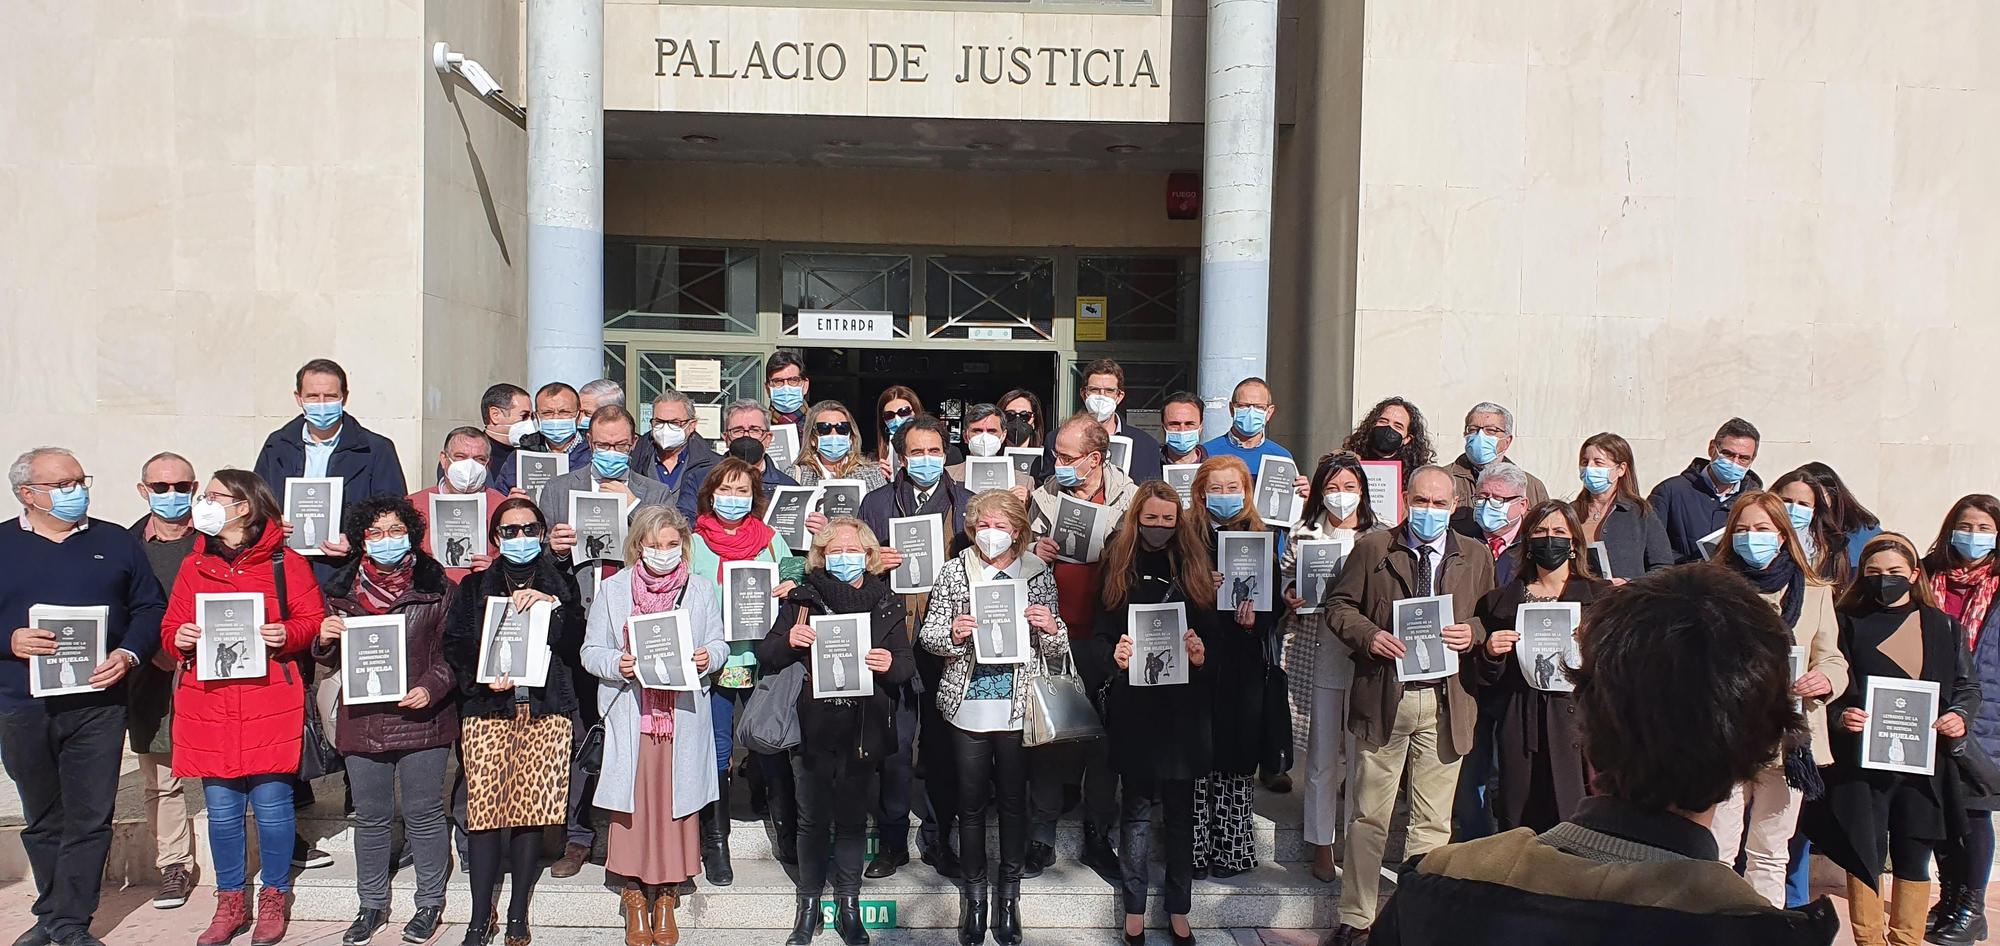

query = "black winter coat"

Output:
[[758, 571, 915, 762], [1091, 548, 1213, 781], [1201, 527, 1283, 776], [443, 555, 584, 720]]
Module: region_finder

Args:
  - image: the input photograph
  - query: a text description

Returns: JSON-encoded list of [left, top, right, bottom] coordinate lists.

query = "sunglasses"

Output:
[[881, 406, 915, 421], [815, 421, 854, 435], [495, 523, 546, 539], [143, 481, 198, 494]]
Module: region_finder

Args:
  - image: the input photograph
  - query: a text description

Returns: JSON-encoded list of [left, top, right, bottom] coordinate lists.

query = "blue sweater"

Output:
[[1202, 433, 1294, 472], [0, 518, 167, 711]]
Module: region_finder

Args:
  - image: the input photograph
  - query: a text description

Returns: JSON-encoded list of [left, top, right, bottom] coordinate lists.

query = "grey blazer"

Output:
[[1593, 497, 1675, 580], [537, 467, 676, 528]]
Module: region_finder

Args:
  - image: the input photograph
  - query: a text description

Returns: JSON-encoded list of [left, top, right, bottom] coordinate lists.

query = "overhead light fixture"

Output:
[[1106, 143, 1142, 154], [681, 134, 718, 145]]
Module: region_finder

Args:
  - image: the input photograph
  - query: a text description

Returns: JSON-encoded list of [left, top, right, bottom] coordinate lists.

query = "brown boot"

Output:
[[620, 887, 651, 946], [650, 890, 680, 946], [1848, 874, 1887, 946], [196, 889, 251, 946], [1888, 878, 1932, 946], [1312, 843, 1338, 884], [550, 842, 590, 879]]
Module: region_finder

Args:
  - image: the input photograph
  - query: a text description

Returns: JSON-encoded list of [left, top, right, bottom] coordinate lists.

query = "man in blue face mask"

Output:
[[764, 350, 812, 446], [252, 359, 408, 557], [126, 451, 204, 906], [1159, 391, 1208, 466], [1201, 378, 1309, 509], [1446, 401, 1549, 512], [501, 382, 594, 494], [1648, 417, 1765, 564]]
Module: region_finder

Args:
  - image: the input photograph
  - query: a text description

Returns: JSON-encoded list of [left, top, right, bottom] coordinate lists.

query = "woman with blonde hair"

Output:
[[1709, 490, 1848, 908], [919, 490, 1070, 946], [790, 400, 888, 494], [759, 517, 914, 944], [582, 504, 727, 946]]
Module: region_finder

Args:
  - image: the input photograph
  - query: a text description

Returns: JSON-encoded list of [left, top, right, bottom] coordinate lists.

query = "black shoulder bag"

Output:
[[274, 548, 344, 781]]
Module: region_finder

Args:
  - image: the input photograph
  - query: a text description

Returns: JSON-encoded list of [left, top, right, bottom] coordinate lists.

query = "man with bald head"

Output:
[[1322, 465, 1495, 944], [127, 451, 204, 909]]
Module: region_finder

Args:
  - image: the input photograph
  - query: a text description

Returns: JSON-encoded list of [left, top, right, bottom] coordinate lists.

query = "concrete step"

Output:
[[277, 849, 1340, 930]]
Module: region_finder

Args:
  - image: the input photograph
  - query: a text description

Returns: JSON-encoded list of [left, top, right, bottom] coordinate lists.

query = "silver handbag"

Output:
[[1021, 651, 1104, 748]]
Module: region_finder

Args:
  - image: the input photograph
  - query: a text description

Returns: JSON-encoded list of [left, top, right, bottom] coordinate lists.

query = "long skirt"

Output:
[[462, 709, 571, 831], [605, 732, 703, 885]]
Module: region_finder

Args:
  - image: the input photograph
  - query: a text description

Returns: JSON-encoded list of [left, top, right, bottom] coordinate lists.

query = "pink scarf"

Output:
[[628, 560, 691, 736]]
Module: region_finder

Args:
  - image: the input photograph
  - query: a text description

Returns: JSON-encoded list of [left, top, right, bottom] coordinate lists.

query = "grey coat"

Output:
[[580, 568, 729, 819], [537, 466, 676, 530], [1590, 497, 1675, 580]]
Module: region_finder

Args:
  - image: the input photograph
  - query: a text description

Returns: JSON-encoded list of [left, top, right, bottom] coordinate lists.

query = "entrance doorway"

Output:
[[803, 347, 1058, 455]]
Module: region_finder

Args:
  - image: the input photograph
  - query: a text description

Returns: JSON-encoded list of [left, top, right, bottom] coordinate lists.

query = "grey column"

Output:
[[526, 0, 605, 388], [1196, 0, 1280, 436]]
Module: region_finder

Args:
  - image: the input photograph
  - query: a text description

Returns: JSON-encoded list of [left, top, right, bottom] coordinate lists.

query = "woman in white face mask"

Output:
[[581, 504, 727, 945], [789, 401, 887, 493], [1277, 451, 1388, 882]]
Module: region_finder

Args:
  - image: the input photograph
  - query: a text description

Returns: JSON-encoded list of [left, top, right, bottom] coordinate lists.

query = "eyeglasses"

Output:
[[143, 480, 197, 494], [881, 406, 915, 422], [814, 421, 854, 435], [591, 439, 636, 452], [1476, 493, 1524, 505], [495, 523, 545, 539], [724, 425, 768, 438], [769, 377, 805, 388], [200, 491, 240, 505], [1053, 451, 1094, 466], [363, 526, 410, 541], [654, 417, 691, 429], [27, 476, 94, 491], [1465, 424, 1507, 438]]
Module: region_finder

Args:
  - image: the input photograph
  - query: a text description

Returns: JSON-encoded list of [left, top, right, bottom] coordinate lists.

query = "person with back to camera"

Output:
[[1367, 564, 1841, 946]]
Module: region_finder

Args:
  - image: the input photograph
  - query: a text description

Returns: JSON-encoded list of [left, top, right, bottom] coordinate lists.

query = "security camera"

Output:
[[433, 41, 524, 121]]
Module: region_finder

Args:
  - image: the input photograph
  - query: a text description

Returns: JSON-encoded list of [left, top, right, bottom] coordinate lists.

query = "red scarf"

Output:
[[627, 560, 692, 737], [695, 512, 778, 566], [1933, 560, 1999, 649], [355, 557, 415, 614]]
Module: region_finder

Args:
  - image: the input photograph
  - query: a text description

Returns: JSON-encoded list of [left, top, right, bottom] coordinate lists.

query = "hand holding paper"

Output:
[[1793, 669, 1832, 699], [1485, 630, 1519, 657], [259, 623, 288, 647], [1939, 712, 1967, 738], [87, 655, 129, 689], [1442, 622, 1474, 652], [865, 648, 893, 673], [1113, 635, 1133, 670], [11, 627, 56, 658], [1185, 629, 1206, 668], [1369, 630, 1406, 660], [510, 589, 557, 613]]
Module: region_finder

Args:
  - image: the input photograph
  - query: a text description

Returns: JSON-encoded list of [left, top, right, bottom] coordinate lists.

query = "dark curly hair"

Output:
[[1340, 396, 1435, 470], [341, 494, 426, 553]]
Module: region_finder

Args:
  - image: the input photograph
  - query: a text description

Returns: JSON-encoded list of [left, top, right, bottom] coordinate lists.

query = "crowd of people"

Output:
[[5, 353, 1997, 946]]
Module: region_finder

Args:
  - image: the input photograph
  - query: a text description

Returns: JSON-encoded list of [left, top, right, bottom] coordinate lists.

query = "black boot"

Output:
[[1931, 881, 1964, 936], [957, 883, 989, 946], [1935, 888, 1990, 946], [1081, 824, 1120, 879], [833, 896, 869, 946], [990, 881, 1022, 946], [700, 796, 733, 887], [773, 809, 800, 867], [785, 896, 819, 946]]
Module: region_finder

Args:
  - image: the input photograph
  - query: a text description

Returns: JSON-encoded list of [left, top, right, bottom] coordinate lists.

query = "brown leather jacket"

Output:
[[315, 554, 461, 754]]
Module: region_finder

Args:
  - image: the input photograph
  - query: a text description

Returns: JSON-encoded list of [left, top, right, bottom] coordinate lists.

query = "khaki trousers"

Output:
[[1709, 761, 1799, 908], [1337, 687, 1463, 930], [138, 751, 197, 869]]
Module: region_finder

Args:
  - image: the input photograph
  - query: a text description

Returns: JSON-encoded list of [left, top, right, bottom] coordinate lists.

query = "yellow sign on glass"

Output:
[[1075, 295, 1108, 341]]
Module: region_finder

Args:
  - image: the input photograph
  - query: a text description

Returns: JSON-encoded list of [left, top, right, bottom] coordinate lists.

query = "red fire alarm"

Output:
[[1167, 172, 1200, 220]]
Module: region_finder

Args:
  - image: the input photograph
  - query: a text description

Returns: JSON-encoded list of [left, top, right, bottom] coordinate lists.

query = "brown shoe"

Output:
[[154, 863, 198, 909], [550, 843, 589, 879], [650, 891, 679, 946], [250, 887, 289, 946], [1321, 925, 1369, 946], [619, 887, 650, 946], [196, 889, 251, 946]]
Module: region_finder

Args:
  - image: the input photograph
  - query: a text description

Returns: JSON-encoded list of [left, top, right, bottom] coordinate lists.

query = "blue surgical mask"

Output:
[[1465, 431, 1500, 467], [1952, 530, 1998, 561], [816, 434, 852, 462], [1232, 406, 1267, 437], [906, 455, 945, 486], [148, 490, 193, 520], [1710, 455, 1748, 486], [302, 400, 344, 430], [45, 485, 90, 523], [827, 552, 867, 584], [1054, 465, 1083, 489], [365, 535, 411, 567], [1731, 531, 1783, 569], [715, 495, 753, 522], [1784, 502, 1814, 536], [1474, 498, 1513, 535], [1579, 466, 1614, 496], [770, 385, 806, 414], [885, 415, 912, 437], [1408, 506, 1451, 542], [539, 417, 578, 445], [577, 413, 592, 432], [592, 448, 629, 480], [1205, 492, 1245, 521], [1165, 429, 1201, 455], [498, 536, 542, 564]]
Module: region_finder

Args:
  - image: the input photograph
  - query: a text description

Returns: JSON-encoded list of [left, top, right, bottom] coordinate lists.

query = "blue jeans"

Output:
[[204, 775, 296, 892], [711, 686, 749, 772], [1452, 696, 1501, 841], [1785, 835, 1812, 908]]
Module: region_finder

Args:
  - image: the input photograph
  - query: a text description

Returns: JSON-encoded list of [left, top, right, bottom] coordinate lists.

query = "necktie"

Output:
[[1416, 545, 1435, 598], [1488, 536, 1508, 559]]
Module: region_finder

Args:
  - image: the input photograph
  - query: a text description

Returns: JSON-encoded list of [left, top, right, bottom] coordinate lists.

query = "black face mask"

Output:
[[727, 437, 766, 466], [1526, 537, 1573, 571], [1004, 418, 1035, 446], [1138, 525, 1175, 551], [1367, 425, 1405, 458], [1865, 574, 1912, 606]]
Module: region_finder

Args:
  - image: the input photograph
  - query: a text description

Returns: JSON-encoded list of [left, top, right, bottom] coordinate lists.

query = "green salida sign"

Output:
[[817, 900, 897, 930]]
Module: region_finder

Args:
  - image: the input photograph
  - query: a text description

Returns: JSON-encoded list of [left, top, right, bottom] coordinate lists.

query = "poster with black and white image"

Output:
[[810, 613, 873, 699], [1004, 448, 1041, 479], [964, 457, 1014, 494], [889, 514, 945, 593], [195, 593, 267, 681], [1393, 594, 1457, 682], [1163, 464, 1199, 508], [1293, 538, 1352, 614], [768, 424, 800, 476], [1587, 541, 1613, 580], [475, 597, 554, 686], [570, 491, 627, 563], [1514, 602, 1580, 693], [723, 561, 781, 642], [1217, 531, 1275, 612], [630, 610, 698, 692], [427, 492, 487, 569], [765, 486, 822, 552], [339, 614, 408, 705], [817, 480, 866, 520], [970, 579, 1029, 666], [1862, 677, 1941, 776], [1107, 435, 1133, 473], [27, 605, 108, 697], [515, 451, 567, 504], [1359, 460, 1404, 527], [1127, 602, 1189, 687], [1255, 455, 1302, 527], [1051, 495, 1109, 564], [283, 477, 342, 555], [1790, 646, 1808, 714]]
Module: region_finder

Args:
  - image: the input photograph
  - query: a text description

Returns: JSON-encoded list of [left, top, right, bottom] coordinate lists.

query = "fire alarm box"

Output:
[[1167, 172, 1200, 220]]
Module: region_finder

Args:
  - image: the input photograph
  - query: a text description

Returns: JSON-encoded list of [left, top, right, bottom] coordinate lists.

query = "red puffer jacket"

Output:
[[162, 524, 325, 779]]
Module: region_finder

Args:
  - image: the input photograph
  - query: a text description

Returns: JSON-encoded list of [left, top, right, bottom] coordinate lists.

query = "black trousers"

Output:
[[873, 689, 918, 856], [953, 727, 1028, 886], [794, 751, 873, 897], [1119, 777, 1195, 916], [0, 703, 127, 940], [918, 685, 959, 855]]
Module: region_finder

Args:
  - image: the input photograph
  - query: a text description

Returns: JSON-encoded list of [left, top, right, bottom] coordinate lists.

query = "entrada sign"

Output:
[[654, 38, 1161, 89]]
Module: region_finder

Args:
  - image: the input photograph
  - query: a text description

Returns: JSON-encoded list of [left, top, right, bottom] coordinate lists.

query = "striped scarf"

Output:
[[1934, 561, 1998, 649]]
